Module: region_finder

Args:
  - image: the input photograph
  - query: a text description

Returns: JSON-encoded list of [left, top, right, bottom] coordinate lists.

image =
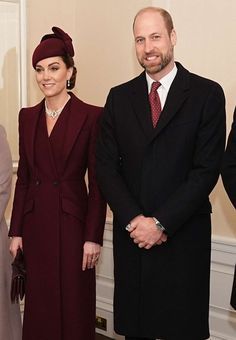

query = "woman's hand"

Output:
[[9, 237, 23, 258], [82, 241, 101, 271]]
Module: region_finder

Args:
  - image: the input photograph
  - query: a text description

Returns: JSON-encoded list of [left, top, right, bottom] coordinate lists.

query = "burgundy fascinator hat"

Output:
[[32, 26, 74, 69]]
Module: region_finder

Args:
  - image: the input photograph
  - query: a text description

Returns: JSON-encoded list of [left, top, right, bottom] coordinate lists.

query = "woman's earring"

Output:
[[67, 79, 71, 88]]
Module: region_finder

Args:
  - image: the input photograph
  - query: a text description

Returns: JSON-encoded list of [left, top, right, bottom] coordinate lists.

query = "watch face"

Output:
[[152, 217, 165, 231]]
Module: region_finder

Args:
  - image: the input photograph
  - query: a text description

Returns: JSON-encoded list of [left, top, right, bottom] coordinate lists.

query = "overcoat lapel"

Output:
[[23, 100, 59, 178], [130, 63, 190, 144], [131, 72, 154, 138], [61, 94, 88, 173], [152, 63, 190, 142]]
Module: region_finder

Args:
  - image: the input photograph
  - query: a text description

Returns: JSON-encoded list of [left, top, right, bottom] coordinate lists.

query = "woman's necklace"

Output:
[[45, 106, 63, 119], [45, 95, 70, 119]]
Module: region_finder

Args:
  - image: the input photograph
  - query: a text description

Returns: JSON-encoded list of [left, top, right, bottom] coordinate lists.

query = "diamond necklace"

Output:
[[45, 95, 70, 119]]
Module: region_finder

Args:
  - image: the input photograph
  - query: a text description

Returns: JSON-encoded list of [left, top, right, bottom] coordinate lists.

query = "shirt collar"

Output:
[[146, 63, 178, 93]]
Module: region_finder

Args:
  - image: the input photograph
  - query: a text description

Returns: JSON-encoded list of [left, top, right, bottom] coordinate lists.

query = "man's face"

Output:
[[134, 10, 176, 79]]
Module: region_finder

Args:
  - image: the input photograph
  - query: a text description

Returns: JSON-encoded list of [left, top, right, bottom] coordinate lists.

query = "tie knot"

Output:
[[150, 81, 161, 93]]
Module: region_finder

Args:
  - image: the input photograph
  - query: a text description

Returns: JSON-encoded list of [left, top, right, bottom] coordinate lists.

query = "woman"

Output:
[[9, 27, 106, 340], [0, 125, 22, 340]]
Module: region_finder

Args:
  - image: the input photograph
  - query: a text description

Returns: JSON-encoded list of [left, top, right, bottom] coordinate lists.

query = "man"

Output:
[[96, 7, 226, 340], [221, 107, 236, 310]]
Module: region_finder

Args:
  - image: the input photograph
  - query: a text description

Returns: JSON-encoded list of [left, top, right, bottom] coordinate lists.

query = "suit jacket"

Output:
[[9, 93, 106, 340], [222, 107, 236, 207], [96, 62, 226, 339], [0, 125, 22, 340]]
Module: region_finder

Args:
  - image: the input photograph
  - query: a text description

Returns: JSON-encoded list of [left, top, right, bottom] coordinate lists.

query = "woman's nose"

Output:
[[43, 69, 50, 80]]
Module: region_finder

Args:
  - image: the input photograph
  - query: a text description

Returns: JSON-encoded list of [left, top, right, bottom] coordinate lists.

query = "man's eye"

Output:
[[136, 38, 144, 44]]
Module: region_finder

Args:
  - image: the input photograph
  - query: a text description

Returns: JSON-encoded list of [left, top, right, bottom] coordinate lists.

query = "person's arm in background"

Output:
[[9, 110, 29, 256], [221, 107, 236, 208]]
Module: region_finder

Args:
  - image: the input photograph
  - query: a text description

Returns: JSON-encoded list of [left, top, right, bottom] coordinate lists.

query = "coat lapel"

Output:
[[61, 93, 88, 172], [149, 63, 190, 142], [129, 64, 190, 144], [130, 72, 154, 138]]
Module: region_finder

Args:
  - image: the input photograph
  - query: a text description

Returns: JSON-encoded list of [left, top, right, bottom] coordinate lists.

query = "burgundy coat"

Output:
[[9, 93, 106, 340]]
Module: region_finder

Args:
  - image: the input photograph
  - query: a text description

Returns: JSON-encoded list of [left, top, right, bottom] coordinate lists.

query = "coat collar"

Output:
[[130, 62, 190, 142]]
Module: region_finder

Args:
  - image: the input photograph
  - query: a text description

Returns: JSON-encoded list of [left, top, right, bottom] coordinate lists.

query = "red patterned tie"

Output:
[[149, 81, 162, 128]]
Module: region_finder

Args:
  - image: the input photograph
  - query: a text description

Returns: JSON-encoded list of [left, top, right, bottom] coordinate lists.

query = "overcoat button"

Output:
[[53, 181, 58, 186], [35, 180, 40, 186]]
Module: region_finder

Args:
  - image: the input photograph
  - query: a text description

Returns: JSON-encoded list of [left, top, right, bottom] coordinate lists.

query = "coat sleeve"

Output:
[[9, 110, 30, 236], [96, 91, 143, 228], [0, 126, 12, 222], [221, 107, 236, 208], [84, 109, 107, 245], [153, 83, 226, 236]]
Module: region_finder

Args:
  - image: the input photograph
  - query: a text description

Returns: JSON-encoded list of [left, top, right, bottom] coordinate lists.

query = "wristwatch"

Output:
[[152, 217, 165, 232]]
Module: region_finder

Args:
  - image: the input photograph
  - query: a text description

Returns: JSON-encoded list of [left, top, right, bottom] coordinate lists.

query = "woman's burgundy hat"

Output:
[[32, 27, 74, 68]]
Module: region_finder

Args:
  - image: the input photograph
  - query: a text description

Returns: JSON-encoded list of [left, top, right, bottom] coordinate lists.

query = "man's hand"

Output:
[[127, 215, 167, 249]]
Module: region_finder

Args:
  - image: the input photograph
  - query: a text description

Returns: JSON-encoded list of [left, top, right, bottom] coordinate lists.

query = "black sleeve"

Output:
[[221, 107, 236, 209]]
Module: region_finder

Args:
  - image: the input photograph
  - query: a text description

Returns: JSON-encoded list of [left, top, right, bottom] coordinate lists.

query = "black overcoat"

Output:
[[96, 63, 226, 339]]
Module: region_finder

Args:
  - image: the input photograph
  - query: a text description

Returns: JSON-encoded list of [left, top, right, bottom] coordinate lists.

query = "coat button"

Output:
[[35, 180, 40, 186], [53, 180, 59, 186]]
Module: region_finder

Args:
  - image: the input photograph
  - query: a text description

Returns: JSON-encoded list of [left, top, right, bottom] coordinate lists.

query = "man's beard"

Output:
[[140, 49, 173, 75]]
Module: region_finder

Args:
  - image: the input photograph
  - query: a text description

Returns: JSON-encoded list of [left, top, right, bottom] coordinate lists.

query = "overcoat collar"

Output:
[[24, 92, 88, 176], [130, 62, 190, 143]]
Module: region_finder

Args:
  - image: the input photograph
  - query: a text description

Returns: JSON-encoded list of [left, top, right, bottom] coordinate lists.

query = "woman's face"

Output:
[[35, 56, 72, 99]]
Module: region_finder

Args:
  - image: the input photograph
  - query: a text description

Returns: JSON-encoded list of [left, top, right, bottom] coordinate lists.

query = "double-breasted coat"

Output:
[[96, 63, 226, 339], [9, 93, 106, 340], [0, 125, 22, 340]]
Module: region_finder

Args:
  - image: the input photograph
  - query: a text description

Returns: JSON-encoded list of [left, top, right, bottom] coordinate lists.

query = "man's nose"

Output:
[[144, 39, 153, 53]]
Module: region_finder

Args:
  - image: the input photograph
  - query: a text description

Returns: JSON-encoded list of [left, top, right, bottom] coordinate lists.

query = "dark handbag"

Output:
[[230, 264, 236, 309], [11, 248, 26, 303]]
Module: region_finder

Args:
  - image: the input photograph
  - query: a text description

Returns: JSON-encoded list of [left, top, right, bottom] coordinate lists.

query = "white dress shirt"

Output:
[[146, 63, 178, 110]]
